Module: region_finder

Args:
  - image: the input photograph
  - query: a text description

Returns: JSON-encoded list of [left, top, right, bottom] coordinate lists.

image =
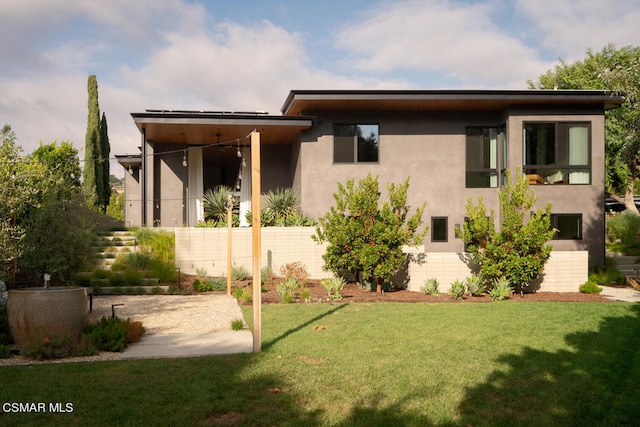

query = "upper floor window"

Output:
[[523, 122, 590, 185], [333, 124, 379, 163], [466, 127, 499, 188]]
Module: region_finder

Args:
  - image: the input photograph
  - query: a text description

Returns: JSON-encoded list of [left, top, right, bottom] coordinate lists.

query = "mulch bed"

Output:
[[177, 275, 612, 303]]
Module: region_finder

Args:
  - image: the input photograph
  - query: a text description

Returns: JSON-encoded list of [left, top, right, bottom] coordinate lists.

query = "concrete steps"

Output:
[[607, 253, 640, 279], [94, 231, 137, 269]]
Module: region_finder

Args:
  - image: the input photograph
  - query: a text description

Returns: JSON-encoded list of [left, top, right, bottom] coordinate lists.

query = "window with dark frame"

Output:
[[466, 127, 499, 188], [431, 217, 448, 242], [551, 213, 582, 240], [523, 122, 590, 185], [333, 124, 379, 163]]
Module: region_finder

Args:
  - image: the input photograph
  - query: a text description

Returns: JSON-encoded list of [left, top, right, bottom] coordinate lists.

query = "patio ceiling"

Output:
[[131, 111, 313, 146]]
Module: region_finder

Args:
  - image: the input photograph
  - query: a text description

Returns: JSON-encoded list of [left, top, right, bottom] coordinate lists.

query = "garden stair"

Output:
[[607, 252, 640, 279], [94, 231, 137, 270]]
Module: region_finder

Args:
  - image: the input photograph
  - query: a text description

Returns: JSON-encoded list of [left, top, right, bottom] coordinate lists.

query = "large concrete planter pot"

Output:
[[7, 287, 88, 348]]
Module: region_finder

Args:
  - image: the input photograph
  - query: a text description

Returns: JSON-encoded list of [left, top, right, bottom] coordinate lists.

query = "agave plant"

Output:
[[203, 185, 238, 222], [264, 187, 299, 224]]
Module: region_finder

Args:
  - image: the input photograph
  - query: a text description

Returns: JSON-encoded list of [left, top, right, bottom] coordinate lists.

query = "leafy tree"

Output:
[[456, 169, 555, 292], [313, 174, 426, 293], [528, 44, 640, 212], [106, 192, 125, 221], [29, 140, 82, 191]]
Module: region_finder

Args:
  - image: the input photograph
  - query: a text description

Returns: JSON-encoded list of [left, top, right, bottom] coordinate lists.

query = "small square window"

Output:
[[432, 217, 448, 242]]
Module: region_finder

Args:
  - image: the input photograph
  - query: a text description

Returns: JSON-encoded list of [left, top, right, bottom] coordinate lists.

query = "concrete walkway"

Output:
[[600, 286, 640, 302], [121, 331, 253, 359]]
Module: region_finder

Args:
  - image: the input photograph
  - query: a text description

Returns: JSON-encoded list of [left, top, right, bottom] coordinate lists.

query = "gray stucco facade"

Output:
[[118, 90, 622, 268]]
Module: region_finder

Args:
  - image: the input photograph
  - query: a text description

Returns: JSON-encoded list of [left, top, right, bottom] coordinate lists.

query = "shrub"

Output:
[[420, 278, 440, 296], [123, 269, 143, 286], [489, 278, 513, 301], [240, 287, 253, 303], [87, 317, 129, 352], [22, 334, 74, 360], [456, 168, 554, 293], [299, 287, 312, 302], [466, 274, 486, 296], [313, 174, 426, 293], [73, 272, 93, 287], [150, 286, 164, 295], [149, 259, 177, 282], [0, 343, 12, 359], [232, 265, 251, 281], [108, 272, 125, 287], [321, 276, 346, 300], [122, 319, 145, 344], [203, 185, 238, 224], [135, 228, 175, 264], [232, 287, 244, 299], [195, 267, 208, 282], [93, 268, 110, 279], [193, 279, 210, 292], [580, 280, 603, 294], [276, 278, 299, 303], [112, 252, 152, 271], [589, 270, 619, 286], [208, 277, 227, 292], [279, 262, 310, 284], [261, 265, 274, 285], [167, 286, 180, 295], [231, 319, 244, 331], [449, 280, 466, 300], [606, 210, 640, 244]]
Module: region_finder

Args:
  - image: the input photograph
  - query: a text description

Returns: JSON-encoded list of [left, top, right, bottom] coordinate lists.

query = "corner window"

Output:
[[466, 127, 499, 188], [524, 123, 590, 185], [431, 217, 448, 242], [333, 124, 379, 163], [551, 214, 582, 239]]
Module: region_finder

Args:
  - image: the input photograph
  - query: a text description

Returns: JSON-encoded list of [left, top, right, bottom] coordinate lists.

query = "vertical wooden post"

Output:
[[251, 131, 262, 352], [226, 193, 232, 296]]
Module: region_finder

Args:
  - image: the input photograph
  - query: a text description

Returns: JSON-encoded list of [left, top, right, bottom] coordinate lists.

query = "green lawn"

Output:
[[1, 302, 639, 426]]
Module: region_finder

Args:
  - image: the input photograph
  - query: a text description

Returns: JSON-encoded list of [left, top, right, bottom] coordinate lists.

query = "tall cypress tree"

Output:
[[99, 112, 110, 209], [83, 75, 101, 210]]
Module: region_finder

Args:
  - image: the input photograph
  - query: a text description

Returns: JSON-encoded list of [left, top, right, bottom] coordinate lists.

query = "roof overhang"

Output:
[[131, 111, 313, 145], [115, 154, 142, 169], [281, 89, 624, 116]]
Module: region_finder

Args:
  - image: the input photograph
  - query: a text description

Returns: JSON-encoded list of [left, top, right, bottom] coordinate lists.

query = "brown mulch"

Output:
[[176, 275, 612, 304]]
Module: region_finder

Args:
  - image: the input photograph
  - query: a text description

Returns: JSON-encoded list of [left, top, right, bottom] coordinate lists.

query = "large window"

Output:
[[523, 122, 590, 185], [466, 127, 499, 188], [551, 214, 582, 240], [333, 124, 379, 163]]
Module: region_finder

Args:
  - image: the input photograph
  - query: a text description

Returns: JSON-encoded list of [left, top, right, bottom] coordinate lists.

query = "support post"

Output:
[[251, 131, 262, 352], [226, 193, 232, 295]]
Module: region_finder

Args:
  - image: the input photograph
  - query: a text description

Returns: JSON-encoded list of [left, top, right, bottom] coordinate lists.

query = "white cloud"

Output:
[[516, 0, 640, 61], [333, 0, 556, 87]]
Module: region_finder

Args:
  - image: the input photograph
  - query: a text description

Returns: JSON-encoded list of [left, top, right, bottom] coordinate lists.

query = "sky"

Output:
[[1, 0, 640, 177]]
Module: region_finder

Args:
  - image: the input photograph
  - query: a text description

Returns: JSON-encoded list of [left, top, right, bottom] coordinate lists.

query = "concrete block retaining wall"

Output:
[[173, 227, 588, 292]]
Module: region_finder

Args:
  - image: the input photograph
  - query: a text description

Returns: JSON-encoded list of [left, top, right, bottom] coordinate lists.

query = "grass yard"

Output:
[[1, 302, 639, 426]]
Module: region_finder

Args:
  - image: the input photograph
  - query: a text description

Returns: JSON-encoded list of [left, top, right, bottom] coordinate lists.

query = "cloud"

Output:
[[516, 0, 640, 61], [333, 0, 556, 87]]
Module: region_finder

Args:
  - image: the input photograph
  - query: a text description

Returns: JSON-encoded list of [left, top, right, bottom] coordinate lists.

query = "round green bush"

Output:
[[579, 280, 603, 294]]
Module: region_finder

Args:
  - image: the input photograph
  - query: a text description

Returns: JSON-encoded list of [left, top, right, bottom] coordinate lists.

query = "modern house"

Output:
[[117, 89, 622, 289]]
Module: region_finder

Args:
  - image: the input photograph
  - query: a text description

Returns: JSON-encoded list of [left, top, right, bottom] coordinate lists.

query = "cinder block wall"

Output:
[[173, 227, 588, 292]]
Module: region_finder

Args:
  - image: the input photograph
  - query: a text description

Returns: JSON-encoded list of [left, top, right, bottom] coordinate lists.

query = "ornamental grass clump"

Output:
[[276, 277, 299, 303], [321, 276, 346, 300], [449, 279, 466, 300], [579, 280, 603, 294], [465, 274, 486, 296], [420, 278, 440, 296], [489, 278, 512, 301]]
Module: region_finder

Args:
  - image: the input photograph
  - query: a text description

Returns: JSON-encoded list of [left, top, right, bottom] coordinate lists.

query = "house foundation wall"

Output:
[[173, 227, 588, 292]]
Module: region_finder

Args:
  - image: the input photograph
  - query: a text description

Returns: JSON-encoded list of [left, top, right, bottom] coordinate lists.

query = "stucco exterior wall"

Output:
[[294, 107, 606, 267], [123, 168, 141, 227]]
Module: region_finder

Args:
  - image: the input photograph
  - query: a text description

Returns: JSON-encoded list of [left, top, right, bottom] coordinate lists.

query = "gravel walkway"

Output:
[[88, 294, 247, 334]]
